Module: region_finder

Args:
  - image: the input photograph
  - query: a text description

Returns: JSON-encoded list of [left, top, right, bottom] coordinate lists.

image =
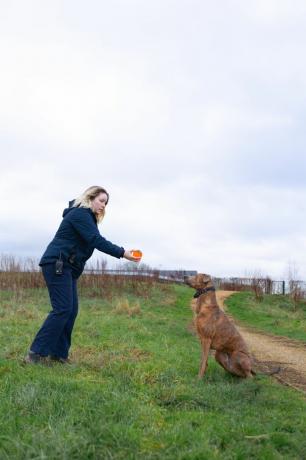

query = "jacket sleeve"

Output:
[[68, 208, 125, 259]]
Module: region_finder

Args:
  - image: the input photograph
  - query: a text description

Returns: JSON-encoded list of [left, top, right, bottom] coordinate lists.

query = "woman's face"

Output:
[[91, 192, 108, 215]]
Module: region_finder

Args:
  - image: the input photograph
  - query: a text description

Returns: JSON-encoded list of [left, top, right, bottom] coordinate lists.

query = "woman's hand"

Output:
[[123, 250, 142, 262]]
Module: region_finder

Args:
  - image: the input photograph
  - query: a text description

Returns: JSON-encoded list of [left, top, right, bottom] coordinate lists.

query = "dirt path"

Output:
[[216, 291, 306, 393]]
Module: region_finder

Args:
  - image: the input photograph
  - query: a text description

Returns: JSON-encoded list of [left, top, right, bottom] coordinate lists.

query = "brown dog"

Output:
[[185, 273, 255, 379]]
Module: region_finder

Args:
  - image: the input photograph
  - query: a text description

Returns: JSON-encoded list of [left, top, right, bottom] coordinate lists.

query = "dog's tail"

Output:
[[264, 366, 281, 376], [252, 366, 281, 376]]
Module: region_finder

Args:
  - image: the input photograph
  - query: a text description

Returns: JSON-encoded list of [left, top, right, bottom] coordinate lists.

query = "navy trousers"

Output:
[[30, 263, 78, 359]]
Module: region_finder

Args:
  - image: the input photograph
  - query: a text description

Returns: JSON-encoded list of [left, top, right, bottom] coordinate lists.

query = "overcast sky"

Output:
[[1, 0, 306, 279]]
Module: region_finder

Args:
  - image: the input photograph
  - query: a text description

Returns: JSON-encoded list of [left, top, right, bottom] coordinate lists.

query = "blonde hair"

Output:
[[73, 186, 109, 224]]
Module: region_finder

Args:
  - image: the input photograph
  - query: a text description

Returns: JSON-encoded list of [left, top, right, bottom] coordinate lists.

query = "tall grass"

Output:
[[0, 254, 164, 300]]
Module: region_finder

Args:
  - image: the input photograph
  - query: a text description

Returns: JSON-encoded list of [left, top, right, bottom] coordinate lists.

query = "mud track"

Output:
[[217, 291, 306, 393]]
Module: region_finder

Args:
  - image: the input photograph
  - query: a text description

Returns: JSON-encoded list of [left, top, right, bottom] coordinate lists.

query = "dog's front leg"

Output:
[[198, 338, 212, 379]]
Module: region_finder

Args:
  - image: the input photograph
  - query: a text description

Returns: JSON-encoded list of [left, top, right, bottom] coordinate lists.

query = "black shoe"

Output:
[[24, 351, 49, 365], [49, 355, 71, 364]]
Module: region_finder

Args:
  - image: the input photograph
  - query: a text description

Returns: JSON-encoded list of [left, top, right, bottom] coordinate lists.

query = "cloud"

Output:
[[1, 0, 306, 279], [237, 0, 306, 27]]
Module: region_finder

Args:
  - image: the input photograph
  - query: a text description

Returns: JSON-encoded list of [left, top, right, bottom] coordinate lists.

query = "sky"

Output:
[[1, 0, 306, 279]]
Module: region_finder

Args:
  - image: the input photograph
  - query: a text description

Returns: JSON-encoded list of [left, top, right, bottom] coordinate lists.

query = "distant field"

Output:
[[0, 283, 305, 459], [225, 291, 306, 342]]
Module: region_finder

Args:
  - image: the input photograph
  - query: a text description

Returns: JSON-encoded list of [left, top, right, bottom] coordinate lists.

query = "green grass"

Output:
[[225, 292, 306, 342], [0, 284, 305, 459]]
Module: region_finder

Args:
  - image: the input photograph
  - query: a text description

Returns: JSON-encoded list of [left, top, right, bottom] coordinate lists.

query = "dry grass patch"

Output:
[[112, 297, 142, 317], [0, 304, 39, 320]]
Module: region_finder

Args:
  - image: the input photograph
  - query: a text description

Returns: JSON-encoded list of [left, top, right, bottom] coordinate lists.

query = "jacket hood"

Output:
[[62, 199, 76, 217], [62, 199, 96, 222]]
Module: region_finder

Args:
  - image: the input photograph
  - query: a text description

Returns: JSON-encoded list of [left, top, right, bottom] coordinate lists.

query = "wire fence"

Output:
[[213, 277, 306, 296], [83, 270, 306, 297], [83, 268, 197, 283], [212, 277, 286, 295]]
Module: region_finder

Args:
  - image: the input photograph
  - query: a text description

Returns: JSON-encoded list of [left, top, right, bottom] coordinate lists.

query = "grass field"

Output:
[[225, 292, 306, 342], [0, 283, 306, 459]]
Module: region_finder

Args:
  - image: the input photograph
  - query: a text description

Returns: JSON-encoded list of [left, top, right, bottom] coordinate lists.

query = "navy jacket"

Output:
[[39, 200, 125, 278]]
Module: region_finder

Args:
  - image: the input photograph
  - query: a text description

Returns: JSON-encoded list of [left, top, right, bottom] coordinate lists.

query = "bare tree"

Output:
[[286, 261, 304, 308]]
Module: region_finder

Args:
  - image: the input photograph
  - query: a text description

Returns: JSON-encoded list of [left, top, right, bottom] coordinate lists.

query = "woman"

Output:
[[26, 185, 141, 364]]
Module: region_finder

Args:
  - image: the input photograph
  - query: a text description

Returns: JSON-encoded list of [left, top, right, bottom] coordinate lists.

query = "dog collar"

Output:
[[194, 287, 216, 298]]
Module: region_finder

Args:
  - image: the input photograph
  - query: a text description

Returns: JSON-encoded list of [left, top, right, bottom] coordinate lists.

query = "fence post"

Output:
[[266, 278, 272, 294], [282, 281, 285, 295]]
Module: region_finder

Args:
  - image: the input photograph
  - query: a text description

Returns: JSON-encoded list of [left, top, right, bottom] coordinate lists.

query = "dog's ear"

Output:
[[202, 274, 211, 284]]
